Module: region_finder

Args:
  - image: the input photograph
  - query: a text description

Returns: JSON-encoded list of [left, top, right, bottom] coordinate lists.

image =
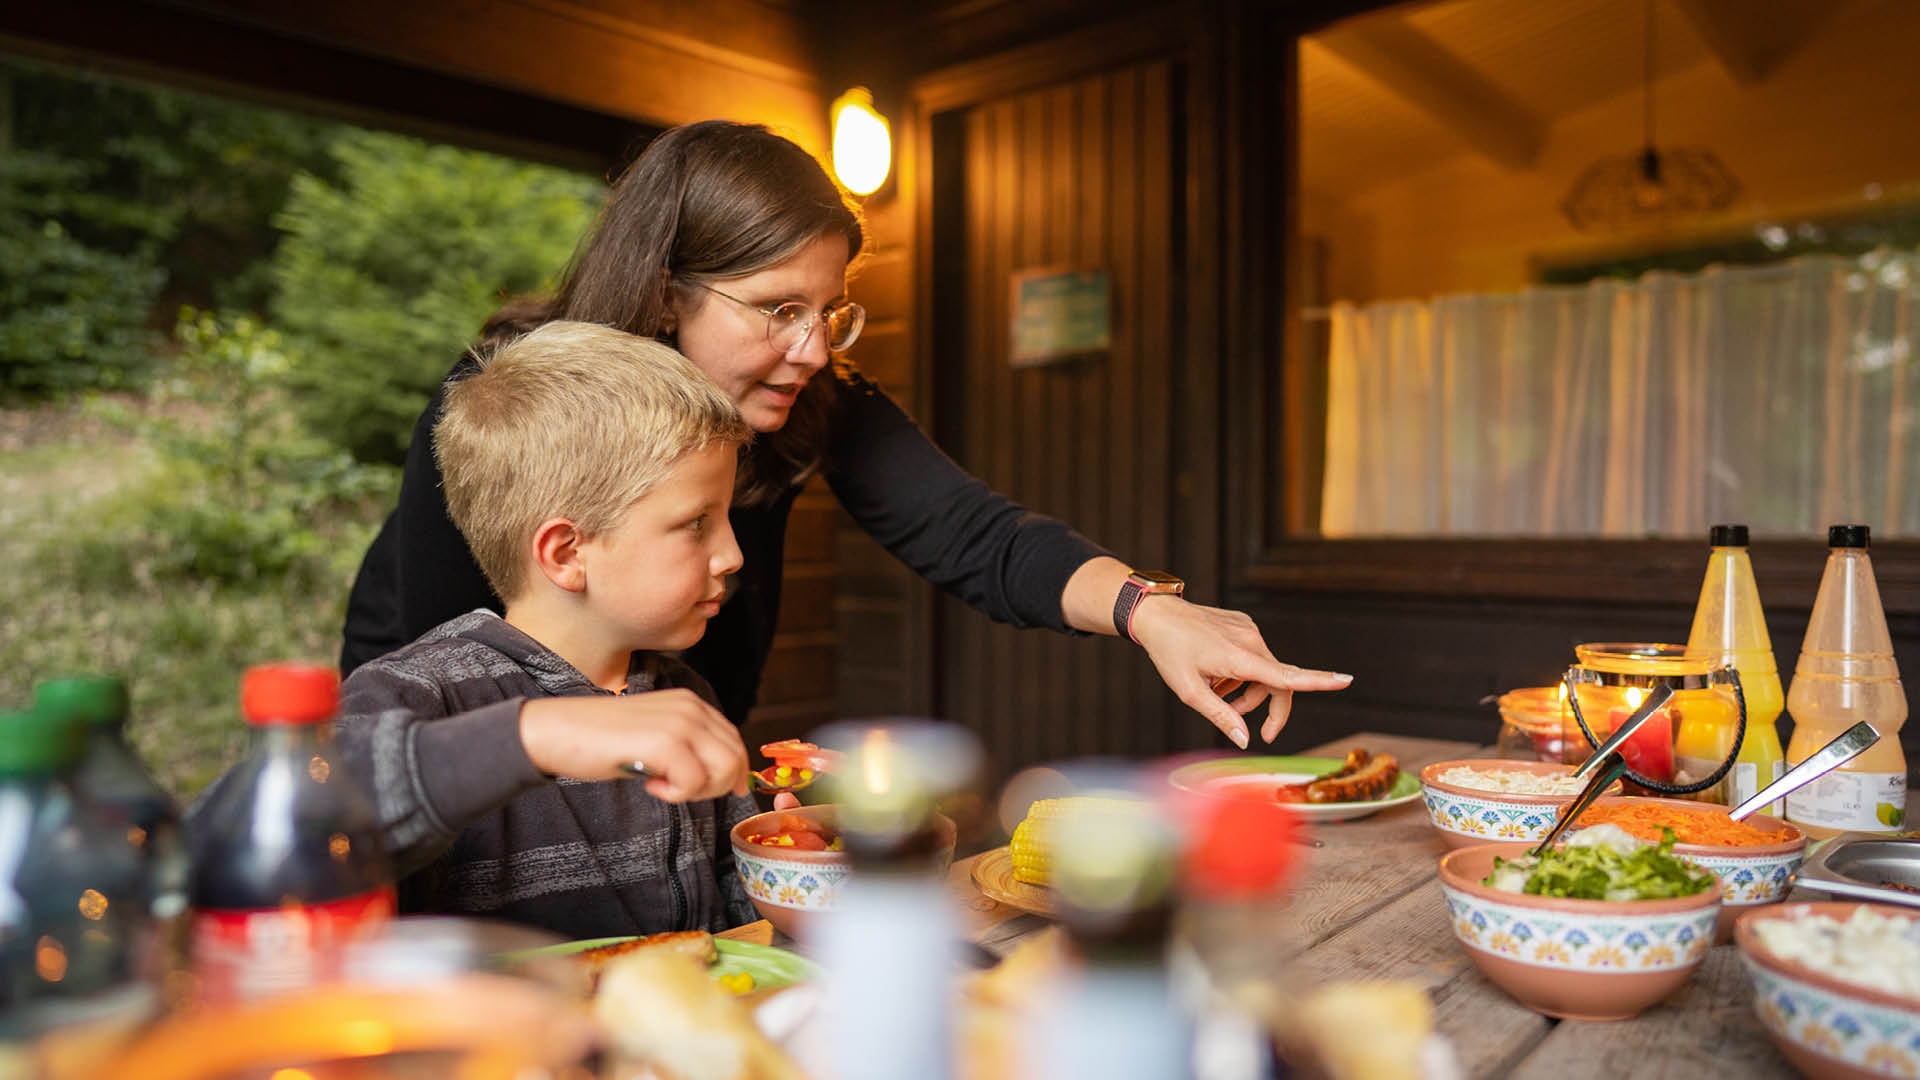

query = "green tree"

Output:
[[0, 56, 337, 397], [271, 129, 602, 464]]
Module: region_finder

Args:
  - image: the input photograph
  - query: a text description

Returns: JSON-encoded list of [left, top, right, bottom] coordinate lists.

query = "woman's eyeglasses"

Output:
[[696, 284, 866, 354]]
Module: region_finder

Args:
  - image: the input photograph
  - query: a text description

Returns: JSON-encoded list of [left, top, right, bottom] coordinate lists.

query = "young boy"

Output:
[[332, 321, 758, 939]]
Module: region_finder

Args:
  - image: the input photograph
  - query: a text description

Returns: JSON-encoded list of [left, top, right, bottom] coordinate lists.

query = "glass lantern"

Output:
[[1494, 685, 1579, 764], [1564, 643, 1748, 802]]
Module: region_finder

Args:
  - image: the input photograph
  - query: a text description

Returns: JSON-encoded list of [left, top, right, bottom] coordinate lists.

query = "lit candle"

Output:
[[1606, 686, 1676, 782]]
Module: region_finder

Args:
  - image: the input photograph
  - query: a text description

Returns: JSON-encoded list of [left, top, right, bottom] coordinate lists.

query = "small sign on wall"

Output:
[[1009, 267, 1111, 367]]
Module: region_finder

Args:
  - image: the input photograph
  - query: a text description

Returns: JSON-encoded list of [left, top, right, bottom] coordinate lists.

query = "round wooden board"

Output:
[[970, 846, 1057, 917]]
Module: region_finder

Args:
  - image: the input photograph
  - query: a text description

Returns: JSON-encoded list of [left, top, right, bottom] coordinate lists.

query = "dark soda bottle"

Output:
[[33, 677, 189, 937], [0, 705, 156, 1067], [186, 662, 394, 1003]]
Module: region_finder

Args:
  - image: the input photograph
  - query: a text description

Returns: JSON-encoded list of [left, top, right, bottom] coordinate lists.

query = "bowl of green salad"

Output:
[[1437, 825, 1721, 1020]]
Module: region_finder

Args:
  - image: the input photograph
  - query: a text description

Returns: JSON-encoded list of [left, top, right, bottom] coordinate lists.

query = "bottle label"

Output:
[[190, 887, 395, 1004], [1785, 771, 1909, 832], [1729, 759, 1786, 817]]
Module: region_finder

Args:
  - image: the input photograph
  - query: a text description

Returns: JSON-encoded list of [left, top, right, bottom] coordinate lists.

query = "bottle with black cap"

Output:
[[1683, 525, 1786, 810], [1783, 525, 1909, 839]]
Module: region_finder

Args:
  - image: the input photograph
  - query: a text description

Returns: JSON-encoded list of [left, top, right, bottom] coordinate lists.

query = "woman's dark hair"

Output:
[[482, 120, 866, 504]]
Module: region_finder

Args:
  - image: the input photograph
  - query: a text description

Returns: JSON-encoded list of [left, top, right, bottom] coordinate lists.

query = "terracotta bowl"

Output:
[[1419, 759, 1614, 850], [1571, 795, 1807, 944], [1735, 902, 1920, 1080], [1437, 841, 1720, 1020], [728, 804, 956, 940]]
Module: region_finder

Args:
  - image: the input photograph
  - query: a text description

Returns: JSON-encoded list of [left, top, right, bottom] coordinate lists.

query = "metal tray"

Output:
[[1796, 831, 1920, 908]]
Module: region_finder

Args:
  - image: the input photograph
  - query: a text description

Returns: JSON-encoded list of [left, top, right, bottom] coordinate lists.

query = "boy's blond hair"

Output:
[[434, 320, 750, 602]]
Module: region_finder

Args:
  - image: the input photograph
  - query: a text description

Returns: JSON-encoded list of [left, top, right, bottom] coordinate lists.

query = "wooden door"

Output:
[[931, 59, 1187, 783]]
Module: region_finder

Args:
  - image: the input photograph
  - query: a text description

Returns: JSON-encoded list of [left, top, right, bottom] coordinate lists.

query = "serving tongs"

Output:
[[1526, 684, 1673, 857], [1727, 721, 1881, 822]]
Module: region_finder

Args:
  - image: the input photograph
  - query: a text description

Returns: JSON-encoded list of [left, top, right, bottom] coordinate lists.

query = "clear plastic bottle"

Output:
[[186, 663, 395, 1004], [1683, 525, 1787, 811], [1028, 789, 1194, 1080], [0, 705, 157, 1074], [1784, 525, 1910, 839], [34, 677, 190, 963], [809, 721, 976, 1080]]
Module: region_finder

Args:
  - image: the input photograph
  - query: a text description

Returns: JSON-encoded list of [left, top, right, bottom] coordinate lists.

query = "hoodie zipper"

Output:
[[666, 806, 687, 928]]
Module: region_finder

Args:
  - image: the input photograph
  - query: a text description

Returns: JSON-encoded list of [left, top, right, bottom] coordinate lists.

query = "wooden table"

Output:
[[943, 731, 1917, 1080]]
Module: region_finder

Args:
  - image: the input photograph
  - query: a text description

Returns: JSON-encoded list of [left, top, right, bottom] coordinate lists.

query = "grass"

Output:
[[0, 395, 388, 800]]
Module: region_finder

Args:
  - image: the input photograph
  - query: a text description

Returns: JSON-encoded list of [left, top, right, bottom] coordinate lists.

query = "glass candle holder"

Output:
[[1565, 643, 1748, 801]]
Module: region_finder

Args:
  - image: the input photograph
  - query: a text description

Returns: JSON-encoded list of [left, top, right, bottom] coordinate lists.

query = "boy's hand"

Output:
[[519, 690, 749, 801]]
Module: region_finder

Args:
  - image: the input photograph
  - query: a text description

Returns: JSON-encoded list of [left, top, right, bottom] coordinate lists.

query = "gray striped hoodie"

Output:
[[332, 609, 757, 939]]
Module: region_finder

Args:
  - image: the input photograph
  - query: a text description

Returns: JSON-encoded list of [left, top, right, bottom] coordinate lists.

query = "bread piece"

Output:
[[592, 951, 806, 1080], [1290, 981, 1433, 1080], [576, 929, 718, 976]]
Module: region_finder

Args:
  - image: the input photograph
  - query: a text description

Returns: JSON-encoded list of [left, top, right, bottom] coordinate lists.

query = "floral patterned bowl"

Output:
[[1420, 759, 1613, 849], [1571, 795, 1806, 944], [729, 803, 955, 940], [1437, 841, 1720, 1020], [1736, 902, 1920, 1080]]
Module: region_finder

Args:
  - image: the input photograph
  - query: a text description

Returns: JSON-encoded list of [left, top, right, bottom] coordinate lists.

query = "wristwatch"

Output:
[[1112, 569, 1185, 643]]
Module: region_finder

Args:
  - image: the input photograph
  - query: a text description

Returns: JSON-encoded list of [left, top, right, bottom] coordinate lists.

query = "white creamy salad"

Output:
[[1435, 766, 1586, 796], [1752, 908, 1920, 1000]]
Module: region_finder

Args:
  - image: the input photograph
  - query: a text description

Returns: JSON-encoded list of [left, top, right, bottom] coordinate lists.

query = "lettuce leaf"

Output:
[[1484, 828, 1715, 901]]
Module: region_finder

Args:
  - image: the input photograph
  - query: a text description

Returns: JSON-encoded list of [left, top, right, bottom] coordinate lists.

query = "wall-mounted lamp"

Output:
[[831, 87, 891, 196]]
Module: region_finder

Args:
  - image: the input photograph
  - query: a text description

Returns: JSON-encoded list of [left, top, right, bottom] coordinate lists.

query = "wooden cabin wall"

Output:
[[927, 59, 1188, 782]]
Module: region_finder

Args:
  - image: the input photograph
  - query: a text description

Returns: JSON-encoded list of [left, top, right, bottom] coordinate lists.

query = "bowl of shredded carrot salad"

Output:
[[1573, 796, 1806, 942]]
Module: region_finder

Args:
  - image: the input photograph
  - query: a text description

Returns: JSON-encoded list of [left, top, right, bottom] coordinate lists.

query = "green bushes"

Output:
[[271, 130, 601, 464], [1, 59, 613, 798], [3, 313, 400, 797]]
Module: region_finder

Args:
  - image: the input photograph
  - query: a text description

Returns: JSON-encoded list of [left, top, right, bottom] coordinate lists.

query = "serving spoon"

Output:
[[1727, 721, 1880, 822], [1526, 685, 1673, 858]]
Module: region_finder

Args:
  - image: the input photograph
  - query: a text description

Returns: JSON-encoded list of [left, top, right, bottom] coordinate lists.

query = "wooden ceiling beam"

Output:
[[1314, 16, 1542, 171], [1670, 0, 1840, 85]]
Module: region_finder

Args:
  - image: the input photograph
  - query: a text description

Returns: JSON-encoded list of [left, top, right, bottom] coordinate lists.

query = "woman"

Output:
[[341, 120, 1349, 749]]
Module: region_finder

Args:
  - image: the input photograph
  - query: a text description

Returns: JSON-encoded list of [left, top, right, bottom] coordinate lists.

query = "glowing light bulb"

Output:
[[832, 88, 891, 196]]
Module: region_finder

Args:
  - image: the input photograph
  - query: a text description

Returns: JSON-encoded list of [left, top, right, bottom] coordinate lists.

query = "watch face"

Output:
[[1130, 570, 1185, 591]]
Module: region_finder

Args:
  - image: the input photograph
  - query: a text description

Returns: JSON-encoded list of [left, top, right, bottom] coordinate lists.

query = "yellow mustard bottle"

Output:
[[1682, 524, 1786, 810], [1785, 525, 1909, 840]]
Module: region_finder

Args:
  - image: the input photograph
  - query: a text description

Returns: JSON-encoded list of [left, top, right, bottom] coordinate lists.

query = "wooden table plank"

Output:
[[1505, 945, 1797, 1080], [1271, 733, 1480, 948], [1286, 879, 1552, 1079]]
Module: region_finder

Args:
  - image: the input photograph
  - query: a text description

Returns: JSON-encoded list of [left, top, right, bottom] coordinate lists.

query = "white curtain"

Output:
[[1321, 252, 1920, 538]]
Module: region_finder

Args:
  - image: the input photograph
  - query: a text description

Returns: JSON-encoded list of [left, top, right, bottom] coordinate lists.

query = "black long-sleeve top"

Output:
[[340, 358, 1108, 727]]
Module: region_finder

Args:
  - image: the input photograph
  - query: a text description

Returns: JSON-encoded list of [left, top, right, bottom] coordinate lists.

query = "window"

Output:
[[1288, 0, 1920, 542]]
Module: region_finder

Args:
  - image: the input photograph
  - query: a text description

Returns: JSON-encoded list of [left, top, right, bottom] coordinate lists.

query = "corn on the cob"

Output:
[[1007, 796, 1148, 887]]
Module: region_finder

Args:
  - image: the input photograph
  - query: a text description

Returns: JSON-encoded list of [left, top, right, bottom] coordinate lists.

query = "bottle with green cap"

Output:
[[34, 676, 188, 931], [0, 704, 158, 1066]]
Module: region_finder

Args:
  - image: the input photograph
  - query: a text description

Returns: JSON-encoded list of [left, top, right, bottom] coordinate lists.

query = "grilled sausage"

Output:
[[1306, 752, 1399, 803]]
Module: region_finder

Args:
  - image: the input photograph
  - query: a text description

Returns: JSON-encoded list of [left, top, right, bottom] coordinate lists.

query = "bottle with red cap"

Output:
[[185, 662, 394, 1003]]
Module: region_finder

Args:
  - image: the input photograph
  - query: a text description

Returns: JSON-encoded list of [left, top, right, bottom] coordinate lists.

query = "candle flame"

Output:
[[861, 728, 892, 796], [1624, 686, 1646, 709]]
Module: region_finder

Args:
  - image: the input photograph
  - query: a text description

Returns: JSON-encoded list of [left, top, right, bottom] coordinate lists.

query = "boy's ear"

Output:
[[530, 517, 589, 593]]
